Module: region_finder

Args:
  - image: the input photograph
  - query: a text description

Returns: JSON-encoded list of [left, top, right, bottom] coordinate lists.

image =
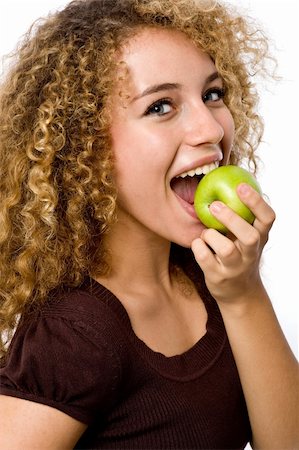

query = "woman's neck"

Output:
[[95, 215, 174, 295]]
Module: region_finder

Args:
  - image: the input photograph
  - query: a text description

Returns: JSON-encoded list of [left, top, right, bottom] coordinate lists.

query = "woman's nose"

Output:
[[183, 102, 225, 147]]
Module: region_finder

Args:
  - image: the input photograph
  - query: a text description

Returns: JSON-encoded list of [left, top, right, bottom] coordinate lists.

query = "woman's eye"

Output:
[[145, 99, 173, 116], [203, 88, 225, 103]]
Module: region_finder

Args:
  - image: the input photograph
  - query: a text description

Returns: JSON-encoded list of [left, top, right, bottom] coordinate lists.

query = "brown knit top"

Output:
[[0, 278, 251, 449]]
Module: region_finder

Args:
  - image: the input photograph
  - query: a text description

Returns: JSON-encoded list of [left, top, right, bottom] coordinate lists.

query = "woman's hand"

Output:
[[191, 183, 276, 307]]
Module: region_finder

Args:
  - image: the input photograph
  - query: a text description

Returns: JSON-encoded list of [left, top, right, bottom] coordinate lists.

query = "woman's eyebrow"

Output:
[[132, 71, 221, 102], [132, 83, 181, 101], [206, 71, 221, 84]]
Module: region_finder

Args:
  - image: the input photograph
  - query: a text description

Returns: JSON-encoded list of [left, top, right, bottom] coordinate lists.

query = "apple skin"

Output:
[[194, 165, 262, 233]]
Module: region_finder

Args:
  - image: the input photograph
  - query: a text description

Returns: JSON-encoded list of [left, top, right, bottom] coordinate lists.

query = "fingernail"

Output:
[[238, 183, 251, 196], [210, 201, 224, 213]]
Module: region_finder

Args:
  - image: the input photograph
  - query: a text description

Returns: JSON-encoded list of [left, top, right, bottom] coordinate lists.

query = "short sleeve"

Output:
[[0, 308, 121, 424]]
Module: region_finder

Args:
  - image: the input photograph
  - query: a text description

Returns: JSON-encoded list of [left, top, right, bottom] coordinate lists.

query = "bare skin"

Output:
[[0, 396, 87, 449]]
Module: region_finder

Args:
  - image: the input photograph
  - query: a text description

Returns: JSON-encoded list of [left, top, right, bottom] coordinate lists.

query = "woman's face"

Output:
[[109, 28, 235, 247]]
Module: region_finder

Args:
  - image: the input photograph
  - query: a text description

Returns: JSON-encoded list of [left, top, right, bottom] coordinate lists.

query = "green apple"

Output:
[[194, 165, 262, 233]]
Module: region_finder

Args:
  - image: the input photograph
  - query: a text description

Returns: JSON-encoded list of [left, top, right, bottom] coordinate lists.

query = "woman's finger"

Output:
[[208, 201, 261, 257], [237, 183, 276, 238], [199, 228, 242, 267], [191, 237, 217, 272]]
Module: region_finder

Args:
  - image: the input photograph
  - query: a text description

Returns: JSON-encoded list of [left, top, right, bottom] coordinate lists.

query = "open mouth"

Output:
[[170, 161, 219, 206]]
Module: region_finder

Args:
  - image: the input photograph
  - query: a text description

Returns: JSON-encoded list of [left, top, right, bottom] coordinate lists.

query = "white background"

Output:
[[0, 0, 298, 364]]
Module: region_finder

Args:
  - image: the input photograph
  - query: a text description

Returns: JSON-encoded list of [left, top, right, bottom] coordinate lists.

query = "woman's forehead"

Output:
[[119, 27, 197, 60], [112, 27, 214, 94]]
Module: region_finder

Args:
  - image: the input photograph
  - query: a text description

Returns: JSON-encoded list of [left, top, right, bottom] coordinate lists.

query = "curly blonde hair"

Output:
[[0, 0, 274, 354]]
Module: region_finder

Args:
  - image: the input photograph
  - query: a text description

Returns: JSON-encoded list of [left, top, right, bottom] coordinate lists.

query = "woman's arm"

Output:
[[217, 286, 298, 449], [192, 183, 299, 449], [0, 395, 87, 450]]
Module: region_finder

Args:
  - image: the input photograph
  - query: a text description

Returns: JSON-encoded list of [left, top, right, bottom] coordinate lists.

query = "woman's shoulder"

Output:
[[0, 278, 125, 424], [37, 277, 127, 334]]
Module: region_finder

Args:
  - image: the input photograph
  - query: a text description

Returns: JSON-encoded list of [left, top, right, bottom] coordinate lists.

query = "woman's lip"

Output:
[[173, 192, 201, 220], [173, 151, 223, 179]]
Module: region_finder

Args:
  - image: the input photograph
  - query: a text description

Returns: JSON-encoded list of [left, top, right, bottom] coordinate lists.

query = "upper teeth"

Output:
[[176, 161, 219, 178]]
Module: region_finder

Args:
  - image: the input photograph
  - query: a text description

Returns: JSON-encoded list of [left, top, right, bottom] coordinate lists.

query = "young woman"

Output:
[[0, 0, 297, 449]]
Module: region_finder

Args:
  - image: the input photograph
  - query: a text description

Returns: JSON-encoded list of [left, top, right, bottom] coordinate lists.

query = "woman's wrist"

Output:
[[215, 279, 271, 320]]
